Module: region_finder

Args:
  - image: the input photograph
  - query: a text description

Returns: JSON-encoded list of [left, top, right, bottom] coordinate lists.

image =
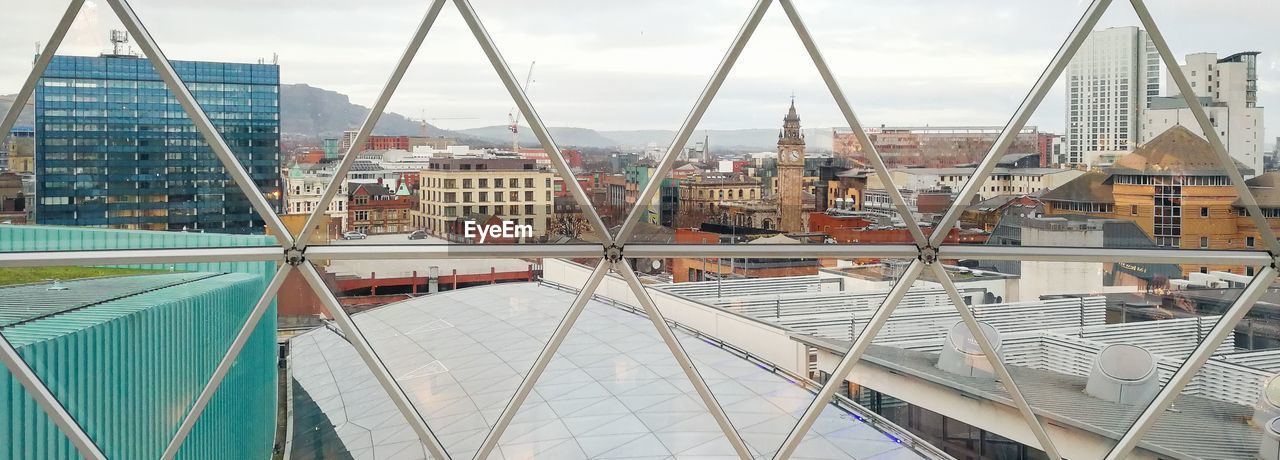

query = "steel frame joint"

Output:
[[918, 245, 938, 265], [284, 246, 306, 266], [604, 243, 624, 264]]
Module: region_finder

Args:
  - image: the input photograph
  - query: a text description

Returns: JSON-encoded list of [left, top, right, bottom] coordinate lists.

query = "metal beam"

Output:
[[929, 262, 1061, 459], [625, 243, 920, 260], [773, 258, 925, 459], [297, 0, 448, 246], [930, 0, 1114, 247], [297, 261, 451, 459], [471, 259, 612, 459], [0, 326, 106, 459], [614, 261, 752, 459], [1127, 0, 1280, 255], [451, 0, 613, 245], [778, 0, 927, 249], [161, 264, 291, 459], [5, 242, 1247, 268], [939, 245, 1272, 265], [0, 0, 85, 145], [614, 0, 774, 244], [103, 0, 293, 247], [304, 243, 602, 261], [1104, 264, 1279, 459], [0, 246, 283, 268]]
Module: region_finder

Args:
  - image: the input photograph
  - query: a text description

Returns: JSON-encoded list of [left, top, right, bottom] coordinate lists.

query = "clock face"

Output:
[[789, 150, 800, 161]]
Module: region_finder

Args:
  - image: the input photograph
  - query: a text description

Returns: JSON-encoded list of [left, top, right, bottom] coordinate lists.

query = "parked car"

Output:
[[408, 230, 429, 240], [342, 231, 367, 240]]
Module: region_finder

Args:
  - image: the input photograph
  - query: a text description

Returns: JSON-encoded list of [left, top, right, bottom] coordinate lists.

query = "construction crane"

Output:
[[508, 60, 535, 152]]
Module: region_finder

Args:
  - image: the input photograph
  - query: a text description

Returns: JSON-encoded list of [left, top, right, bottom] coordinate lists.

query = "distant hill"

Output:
[[4, 86, 468, 142], [280, 84, 473, 140], [457, 125, 620, 149], [460, 125, 833, 152], [7, 85, 836, 152]]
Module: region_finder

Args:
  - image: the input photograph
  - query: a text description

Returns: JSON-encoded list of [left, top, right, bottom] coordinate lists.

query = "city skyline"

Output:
[[2, 0, 1278, 143], [6, 2, 1280, 459]]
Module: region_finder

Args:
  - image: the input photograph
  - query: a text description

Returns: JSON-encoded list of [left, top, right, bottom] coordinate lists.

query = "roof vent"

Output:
[[45, 279, 68, 291], [1254, 374, 1280, 429], [1260, 417, 1280, 460], [937, 321, 1001, 378], [1085, 344, 1159, 405]]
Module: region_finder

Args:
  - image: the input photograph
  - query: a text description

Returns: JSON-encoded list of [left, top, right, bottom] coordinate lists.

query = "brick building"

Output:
[[349, 182, 413, 235]]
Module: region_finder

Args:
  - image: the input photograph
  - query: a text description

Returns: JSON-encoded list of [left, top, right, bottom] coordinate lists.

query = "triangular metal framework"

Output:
[[0, 0, 1275, 459]]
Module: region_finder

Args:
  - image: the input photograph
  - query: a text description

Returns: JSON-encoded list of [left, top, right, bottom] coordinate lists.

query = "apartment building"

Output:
[[1141, 51, 1265, 175], [412, 157, 553, 240], [1065, 26, 1161, 166]]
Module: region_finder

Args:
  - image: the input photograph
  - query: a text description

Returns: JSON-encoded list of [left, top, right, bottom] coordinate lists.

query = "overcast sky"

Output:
[[2, 0, 1277, 144]]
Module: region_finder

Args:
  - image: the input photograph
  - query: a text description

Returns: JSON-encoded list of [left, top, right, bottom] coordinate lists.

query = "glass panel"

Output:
[[932, 259, 1262, 458], [1135, 278, 1280, 459], [946, 2, 1271, 274], [297, 257, 596, 457]]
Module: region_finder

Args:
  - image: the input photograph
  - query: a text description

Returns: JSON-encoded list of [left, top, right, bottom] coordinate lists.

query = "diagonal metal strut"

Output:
[[471, 259, 612, 459], [297, 261, 452, 459], [614, 0, 774, 245], [104, 0, 294, 246], [615, 260, 753, 459], [929, 262, 1062, 459], [297, 0, 449, 246], [161, 264, 293, 459]]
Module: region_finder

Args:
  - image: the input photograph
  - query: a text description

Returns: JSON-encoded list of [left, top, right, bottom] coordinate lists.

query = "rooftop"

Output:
[[653, 274, 1271, 460], [1109, 126, 1253, 177], [288, 282, 932, 459], [0, 272, 216, 327]]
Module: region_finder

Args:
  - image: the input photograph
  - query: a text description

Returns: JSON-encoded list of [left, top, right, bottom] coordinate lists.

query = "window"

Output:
[[13, 8, 1268, 460]]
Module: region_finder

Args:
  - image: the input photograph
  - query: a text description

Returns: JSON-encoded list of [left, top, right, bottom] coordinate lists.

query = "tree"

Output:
[[549, 213, 591, 239]]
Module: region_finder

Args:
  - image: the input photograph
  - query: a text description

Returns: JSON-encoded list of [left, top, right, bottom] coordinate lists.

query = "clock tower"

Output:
[[777, 99, 805, 233]]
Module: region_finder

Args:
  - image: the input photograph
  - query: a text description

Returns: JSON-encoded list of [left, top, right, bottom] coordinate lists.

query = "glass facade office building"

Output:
[[34, 55, 280, 233]]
